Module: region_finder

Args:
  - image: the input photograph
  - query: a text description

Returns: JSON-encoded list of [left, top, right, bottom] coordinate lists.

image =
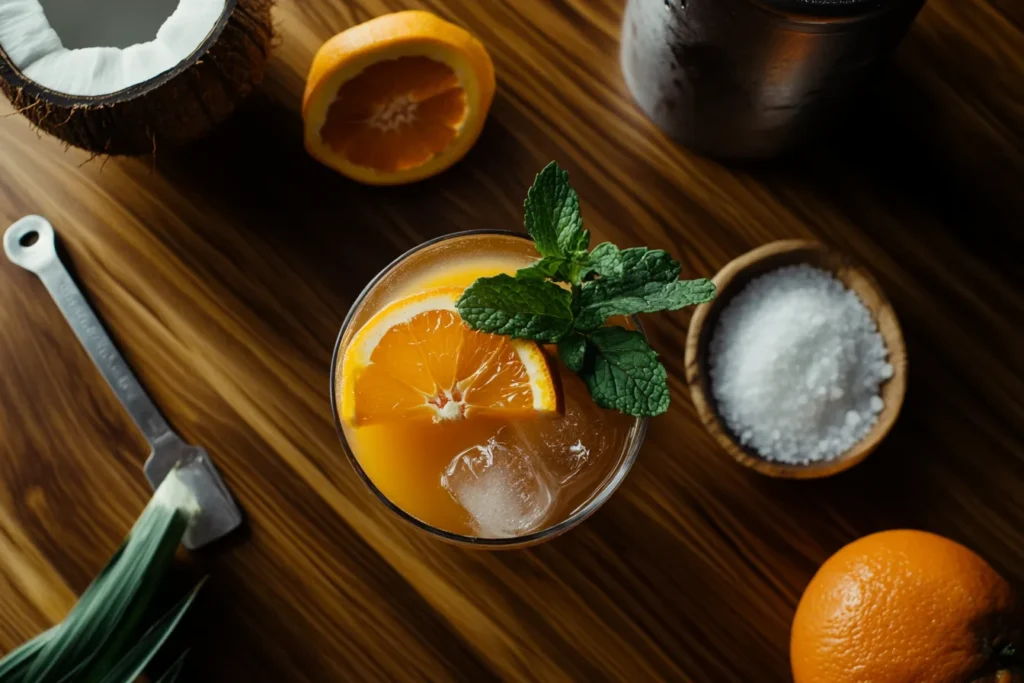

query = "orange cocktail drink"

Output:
[[331, 232, 645, 546]]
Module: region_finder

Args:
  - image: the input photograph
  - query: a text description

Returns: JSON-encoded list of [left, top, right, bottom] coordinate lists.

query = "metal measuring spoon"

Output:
[[4, 215, 243, 549]]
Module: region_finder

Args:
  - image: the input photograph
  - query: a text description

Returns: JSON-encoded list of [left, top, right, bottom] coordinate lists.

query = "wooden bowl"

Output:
[[684, 240, 907, 479]]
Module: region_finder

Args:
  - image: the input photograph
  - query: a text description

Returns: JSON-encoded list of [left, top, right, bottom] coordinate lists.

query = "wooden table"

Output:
[[1, 1, 1022, 681]]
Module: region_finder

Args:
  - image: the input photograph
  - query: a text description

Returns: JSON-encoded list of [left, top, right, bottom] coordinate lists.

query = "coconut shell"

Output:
[[0, 0, 274, 155]]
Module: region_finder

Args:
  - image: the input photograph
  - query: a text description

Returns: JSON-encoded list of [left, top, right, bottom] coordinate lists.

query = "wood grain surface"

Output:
[[1, 0, 1022, 681]]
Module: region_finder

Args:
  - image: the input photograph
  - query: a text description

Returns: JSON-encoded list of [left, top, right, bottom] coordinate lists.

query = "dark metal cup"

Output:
[[621, 0, 925, 158]]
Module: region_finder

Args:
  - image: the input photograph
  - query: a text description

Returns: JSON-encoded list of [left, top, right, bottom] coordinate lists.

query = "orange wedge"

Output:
[[339, 288, 561, 426], [302, 11, 496, 185]]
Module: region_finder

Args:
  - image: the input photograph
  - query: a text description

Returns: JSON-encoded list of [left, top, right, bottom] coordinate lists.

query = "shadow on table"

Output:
[[149, 91, 539, 313], [735, 60, 1023, 285]]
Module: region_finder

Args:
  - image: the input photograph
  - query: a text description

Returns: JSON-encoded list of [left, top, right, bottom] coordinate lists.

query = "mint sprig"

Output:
[[456, 274, 573, 343], [585, 327, 670, 416], [524, 162, 590, 258], [576, 248, 717, 330], [456, 161, 715, 417], [557, 332, 588, 373], [580, 242, 625, 279]]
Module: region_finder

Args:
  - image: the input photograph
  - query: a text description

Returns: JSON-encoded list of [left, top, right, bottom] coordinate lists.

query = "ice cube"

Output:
[[441, 437, 554, 538], [510, 392, 611, 485]]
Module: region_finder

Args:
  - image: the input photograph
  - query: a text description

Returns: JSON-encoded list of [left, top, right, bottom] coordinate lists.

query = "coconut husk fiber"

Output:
[[0, 0, 274, 155]]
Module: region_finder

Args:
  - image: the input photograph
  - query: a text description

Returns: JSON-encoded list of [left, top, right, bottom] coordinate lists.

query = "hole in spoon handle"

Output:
[[4, 216, 57, 272]]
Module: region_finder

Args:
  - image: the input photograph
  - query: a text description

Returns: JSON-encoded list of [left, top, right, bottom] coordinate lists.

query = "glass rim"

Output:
[[329, 229, 649, 547]]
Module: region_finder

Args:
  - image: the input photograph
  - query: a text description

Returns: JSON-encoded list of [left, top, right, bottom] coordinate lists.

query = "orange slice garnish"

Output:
[[302, 11, 495, 185], [339, 288, 561, 426]]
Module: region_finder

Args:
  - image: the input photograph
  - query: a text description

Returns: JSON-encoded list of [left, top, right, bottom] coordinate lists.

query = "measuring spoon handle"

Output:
[[4, 216, 181, 451]]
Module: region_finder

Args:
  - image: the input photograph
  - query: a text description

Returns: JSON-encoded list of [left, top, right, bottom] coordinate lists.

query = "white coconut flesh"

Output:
[[0, 0, 226, 97]]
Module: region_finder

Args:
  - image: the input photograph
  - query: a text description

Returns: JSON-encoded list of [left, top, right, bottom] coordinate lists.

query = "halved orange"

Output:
[[302, 11, 496, 185], [339, 288, 561, 426]]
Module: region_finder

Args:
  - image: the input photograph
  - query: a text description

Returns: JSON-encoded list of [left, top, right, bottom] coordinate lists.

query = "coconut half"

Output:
[[0, 0, 273, 154]]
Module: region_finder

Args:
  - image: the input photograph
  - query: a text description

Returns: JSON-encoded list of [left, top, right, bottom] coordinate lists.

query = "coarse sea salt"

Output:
[[708, 264, 893, 464]]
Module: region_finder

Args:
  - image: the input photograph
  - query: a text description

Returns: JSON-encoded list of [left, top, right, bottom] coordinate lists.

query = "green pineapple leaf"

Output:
[[0, 471, 202, 683], [98, 582, 203, 683], [0, 628, 56, 683], [153, 652, 189, 683]]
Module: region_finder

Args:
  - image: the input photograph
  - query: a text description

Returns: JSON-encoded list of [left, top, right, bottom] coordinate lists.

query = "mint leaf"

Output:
[[518, 251, 591, 285], [575, 248, 716, 329], [581, 242, 624, 279], [524, 162, 589, 258], [581, 327, 669, 417], [558, 333, 588, 372], [563, 250, 591, 284], [577, 278, 716, 329], [517, 256, 566, 280], [456, 274, 573, 343]]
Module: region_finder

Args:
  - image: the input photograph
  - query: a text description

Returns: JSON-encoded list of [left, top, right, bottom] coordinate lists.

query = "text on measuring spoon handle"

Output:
[[39, 261, 175, 448]]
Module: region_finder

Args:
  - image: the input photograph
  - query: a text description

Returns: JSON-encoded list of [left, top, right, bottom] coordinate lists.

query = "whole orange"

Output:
[[791, 530, 1022, 683]]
